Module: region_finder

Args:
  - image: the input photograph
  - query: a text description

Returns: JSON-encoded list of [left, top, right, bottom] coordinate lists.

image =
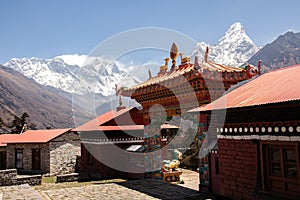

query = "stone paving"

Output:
[[0, 184, 42, 200], [0, 169, 215, 200]]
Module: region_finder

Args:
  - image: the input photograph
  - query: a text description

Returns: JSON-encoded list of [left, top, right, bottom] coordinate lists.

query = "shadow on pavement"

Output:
[[115, 179, 215, 200]]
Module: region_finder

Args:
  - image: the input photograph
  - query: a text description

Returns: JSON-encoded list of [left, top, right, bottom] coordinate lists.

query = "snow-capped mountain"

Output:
[[4, 55, 140, 96], [4, 22, 260, 97], [192, 22, 261, 66]]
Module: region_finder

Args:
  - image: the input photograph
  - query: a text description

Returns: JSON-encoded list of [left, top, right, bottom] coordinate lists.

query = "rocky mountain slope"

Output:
[[247, 31, 300, 72], [0, 65, 92, 130]]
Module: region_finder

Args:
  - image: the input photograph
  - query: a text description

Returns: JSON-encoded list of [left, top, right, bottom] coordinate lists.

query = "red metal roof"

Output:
[[96, 124, 178, 131], [0, 129, 71, 146], [84, 125, 144, 131], [189, 64, 300, 112], [72, 107, 138, 132]]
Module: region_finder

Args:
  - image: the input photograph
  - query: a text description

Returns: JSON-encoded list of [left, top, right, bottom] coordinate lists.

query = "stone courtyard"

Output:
[[0, 169, 215, 200]]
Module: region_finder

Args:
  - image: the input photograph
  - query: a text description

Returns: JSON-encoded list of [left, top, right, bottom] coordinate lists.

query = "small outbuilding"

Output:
[[0, 129, 80, 175]]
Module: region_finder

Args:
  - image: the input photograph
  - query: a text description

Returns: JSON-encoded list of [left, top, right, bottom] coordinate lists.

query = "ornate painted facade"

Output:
[[119, 43, 260, 118]]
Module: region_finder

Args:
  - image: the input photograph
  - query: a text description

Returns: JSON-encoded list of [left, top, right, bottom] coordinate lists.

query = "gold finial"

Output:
[[115, 84, 118, 96], [258, 60, 262, 75], [179, 52, 184, 59], [194, 56, 201, 70], [179, 52, 184, 64], [170, 43, 178, 70], [148, 69, 152, 79], [204, 46, 209, 62], [159, 58, 169, 75], [119, 95, 123, 107], [164, 58, 170, 66], [179, 52, 190, 64]]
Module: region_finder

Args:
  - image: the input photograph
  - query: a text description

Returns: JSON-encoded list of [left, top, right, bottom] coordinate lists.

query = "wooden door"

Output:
[[32, 148, 41, 170], [0, 151, 6, 170]]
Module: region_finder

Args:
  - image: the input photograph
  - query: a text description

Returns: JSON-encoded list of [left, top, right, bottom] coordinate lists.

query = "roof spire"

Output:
[[258, 60, 262, 75], [116, 95, 126, 111], [158, 58, 169, 76], [164, 57, 170, 66], [148, 69, 152, 79], [204, 46, 209, 62], [194, 56, 201, 70], [179, 52, 191, 64], [170, 43, 178, 70], [119, 95, 123, 107]]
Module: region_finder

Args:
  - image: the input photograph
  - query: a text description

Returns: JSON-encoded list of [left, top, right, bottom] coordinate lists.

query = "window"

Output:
[[261, 142, 300, 196], [15, 149, 23, 169]]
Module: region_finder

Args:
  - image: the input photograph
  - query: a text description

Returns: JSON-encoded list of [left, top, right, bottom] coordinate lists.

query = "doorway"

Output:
[[32, 148, 41, 170]]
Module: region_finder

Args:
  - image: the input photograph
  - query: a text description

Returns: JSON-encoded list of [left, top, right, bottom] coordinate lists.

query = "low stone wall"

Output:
[[0, 169, 17, 186], [56, 173, 79, 183], [17, 175, 42, 185], [0, 169, 41, 186]]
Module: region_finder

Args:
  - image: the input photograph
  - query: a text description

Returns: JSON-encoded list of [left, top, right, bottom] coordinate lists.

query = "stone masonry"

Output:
[[6, 143, 50, 174], [49, 131, 80, 175], [0, 169, 41, 186], [4, 131, 80, 175]]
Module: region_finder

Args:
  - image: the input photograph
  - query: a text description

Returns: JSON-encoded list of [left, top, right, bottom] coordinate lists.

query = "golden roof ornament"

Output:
[[164, 57, 170, 66], [170, 42, 178, 70], [204, 46, 209, 62], [194, 56, 201, 70], [148, 69, 152, 79], [159, 58, 169, 75], [119, 95, 123, 107], [179, 52, 191, 64]]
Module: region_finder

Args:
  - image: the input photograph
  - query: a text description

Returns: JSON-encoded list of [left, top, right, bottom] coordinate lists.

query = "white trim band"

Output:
[[217, 135, 300, 141]]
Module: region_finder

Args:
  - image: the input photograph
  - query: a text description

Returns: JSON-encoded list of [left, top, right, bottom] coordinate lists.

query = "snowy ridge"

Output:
[[4, 22, 260, 96], [192, 22, 261, 66], [4, 56, 140, 96]]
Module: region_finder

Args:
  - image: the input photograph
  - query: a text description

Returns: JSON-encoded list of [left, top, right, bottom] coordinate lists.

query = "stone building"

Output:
[[189, 65, 300, 199], [0, 129, 80, 175]]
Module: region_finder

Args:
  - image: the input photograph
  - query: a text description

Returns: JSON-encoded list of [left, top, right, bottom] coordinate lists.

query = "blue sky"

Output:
[[1, 0, 300, 64]]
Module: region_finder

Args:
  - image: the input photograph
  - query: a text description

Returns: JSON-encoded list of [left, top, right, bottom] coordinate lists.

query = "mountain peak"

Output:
[[229, 22, 244, 32], [192, 22, 260, 66], [218, 22, 253, 45]]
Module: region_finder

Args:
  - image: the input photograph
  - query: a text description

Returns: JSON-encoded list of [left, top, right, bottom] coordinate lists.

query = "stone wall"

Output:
[[6, 143, 50, 174], [49, 131, 80, 175], [0, 169, 41, 186], [56, 173, 79, 183], [17, 175, 42, 185], [218, 138, 258, 200], [0, 169, 17, 186]]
